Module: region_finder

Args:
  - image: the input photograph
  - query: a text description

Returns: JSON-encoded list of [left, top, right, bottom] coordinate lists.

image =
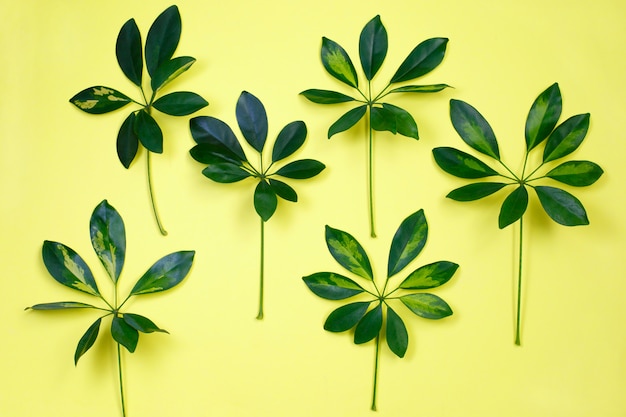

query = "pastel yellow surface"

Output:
[[1, 0, 625, 416]]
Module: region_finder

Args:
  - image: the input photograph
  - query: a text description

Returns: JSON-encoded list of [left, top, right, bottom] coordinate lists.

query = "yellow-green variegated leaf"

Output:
[[90, 200, 125, 284], [69, 86, 132, 114], [41, 241, 100, 296], [130, 251, 195, 295]]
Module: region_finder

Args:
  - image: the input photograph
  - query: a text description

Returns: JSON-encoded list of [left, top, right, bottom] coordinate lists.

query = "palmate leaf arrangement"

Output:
[[432, 83, 603, 345], [301, 15, 450, 237], [303, 209, 458, 411], [189, 91, 325, 319], [70, 6, 208, 236], [26, 200, 195, 417]]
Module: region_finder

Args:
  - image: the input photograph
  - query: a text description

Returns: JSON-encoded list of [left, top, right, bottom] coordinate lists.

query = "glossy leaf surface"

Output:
[[202, 162, 251, 183], [303, 272, 365, 300], [275, 159, 325, 179], [111, 316, 139, 353], [300, 89, 356, 104], [499, 185, 529, 229], [269, 179, 298, 202], [130, 251, 195, 295], [328, 105, 367, 138], [370, 106, 396, 134], [153, 91, 207, 116], [75, 318, 101, 365], [525, 83, 562, 151], [535, 186, 589, 226], [28, 302, 97, 310], [543, 114, 590, 163], [42, 241, 100, 296], [324, 301, 371, 332], [386, 306, 408, 358], [354, 303, 382, 344], [272, 121, 307, 163], [145, 5, 181, 77], [90, 200, 125, 284], [123, 313, 168, 334], [446, 182, 508, 201], [117, 112, 139, 168], [151, 56, 195, 92], [400, 261, 459, 289], [390, 37, 448, 83], [400, 293, 452, 319], [116, 18, 143, 87], [432, 147, 499, 178], [389, 84, 450, 94], [387, 209, 428, 277], [190, 116, 248, 162], [325, 226, 373, 280], [254, 180, 277, 221], [450, 99, 500, 159], [545, 160, 604, 186], [70, 86, 131, 114], [382, 103, 419, 139], [359, 15, 387, 80], [135, 110, 163, 153], [321, 37, 358, 88], [236, 91, 268, 153]]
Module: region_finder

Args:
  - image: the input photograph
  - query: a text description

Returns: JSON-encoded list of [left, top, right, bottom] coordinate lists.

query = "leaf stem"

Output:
[[371, 333, 381, 411], [367, 106, 376, 238], [515, 216, 524, 346], [256, 218, 265, 320], [146, 151, 168, 236], [117, 343, 127, 417]]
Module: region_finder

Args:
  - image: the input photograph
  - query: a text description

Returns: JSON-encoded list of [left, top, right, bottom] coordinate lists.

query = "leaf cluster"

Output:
[[301, 15, 450, 139], [27, 200, 195, 363], [303, 209, 457, 357], [69, 5, 208, 168], [189, 91, 325, 221], [433, 83, 603, 228]]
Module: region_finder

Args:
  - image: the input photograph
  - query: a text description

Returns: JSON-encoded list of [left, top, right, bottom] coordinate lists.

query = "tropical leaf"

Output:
[[359, 15, 388, 80], [354, 303, 382, 344], [130, 251, 195, 295], [90, 200, 125, 284], [75, 318, 102, 365], [390, 37, 448, 83], [498, 185, 529, 229], [236, 91, 268, 153], [116, 18, 143, 87], [400, 293, 453, 319], [325, 226, 373, 280], [525, 83, 562, 151], [123, 313, 168, 334], [111, 316, 139, 353], [69, 86, 131, 114], [449, 99, 500, 159], [135, 109, 163, 153], [545, 160, 604, 186], [328, 105, 367, 138], [117, 112, 139, 168], [324, 302, 371, 332], [28, 302, 97, 310], [302, 272, 365, 300], [254, 180, 278, 221], [275, 159, 326, 179], [321, 37, 358, 88], [543, 113, 590, 163], [202, 162, 251, 183], [42, 241, 100, 296], [388, 84, 451, 94], [268, 178, 298, 202], [382, 103, 419, 139], [189, 116, 248, 162], [145, 5, 181, 76], [432, 147, 499, 179], [386, 306, 408, 358], [272, 121, 307, 162], [300, 89, 356, 104], [387, 209, 428, 277], [400, 261, 459, 289], [153, 91, 208, 116], [446, 182, 508, 201], [151, 56, 195, 92], [535, 186, 589, 226]]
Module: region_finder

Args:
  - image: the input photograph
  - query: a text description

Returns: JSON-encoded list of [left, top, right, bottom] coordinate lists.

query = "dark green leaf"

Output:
[[383, 103, 419, 139], [525, 83, 562, 151], [400, 293, 452, 319], [236, 91, 268, 153], [325, 225, 373, 280], [543, 114, 590, 163], [190, 116, 248, 162], [272, 121, 307, 162], [145, 5, 181, 77], [111, 316, 139, 353], [42, 241, 100, 296], [386, 306, 408, 358], [535, 186, 589, 226], [28, 302, 97, 310], [300, 89, 356, 104], [450, 99, 500, 159], [130, 250, 195, 295], [390, 37, 448, 83], [432, 147, 499, 179], [117, 112, 139, 168], [359, 15, 387, 80], [388, 209, 428, 278], [371, 106, 397, 134], [354, 303, 382, 344], [254, 180, 277, 222], [116, 18, 143, 87], [324, 302, 371, 332], [70, 86, 131, 114], [150, 56, 196, 92], [153, 91, 207, 116], [545, 160, 604, 186], [190, 144, 237, 165], [135, 110, 163, 153], [498, 185, 528, 229], [123, 313, 168, 334], [90, 200, 125, 284], [400, 261, 458, 289], [328, 105, 367, 138], [275, 159, 325, 179], [268, 179, 298, 202], [446, 182, 508, 201], [302, 272, 365, 300], [321, 37, 358, 88], [388, 84, 451, 94], [202, 162, 251, 183], [75, 318, 101, 365]]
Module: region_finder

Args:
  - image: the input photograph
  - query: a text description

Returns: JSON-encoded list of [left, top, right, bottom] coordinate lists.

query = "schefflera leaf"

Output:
[[42, 241, 100, 297], [90, 200, 126, 283], [130, 250, 195, 295]]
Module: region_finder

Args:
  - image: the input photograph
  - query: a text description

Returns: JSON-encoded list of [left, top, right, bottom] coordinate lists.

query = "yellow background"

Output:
[[1, 0, 625, 416]]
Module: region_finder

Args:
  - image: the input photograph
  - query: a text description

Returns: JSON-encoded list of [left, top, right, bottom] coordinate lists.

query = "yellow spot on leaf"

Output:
[[92, 87, 115, 96], [74, 100, 98, 110]]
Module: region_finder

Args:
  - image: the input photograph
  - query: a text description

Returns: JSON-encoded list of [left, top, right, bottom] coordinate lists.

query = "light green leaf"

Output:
[[450, 99, 500, 159], [90, 200, 125, 284], [321, 37, 358, 88], [545, 160, 604, 186], [525, 83, 562, 151], [111, 316, 139, 353], [543, 113, 590, 163], [27, 302, 97, 310], [303, 272, 366, 300], [130, 251, 195, 295], [400, 261, 458, 289], [42, 241, 100, 296], [151, 56, 195, 92], [388, 84, 451, 94], [400, 293, 452, 319], [325, 225, 373, 280], [123, 313, 168, 334]]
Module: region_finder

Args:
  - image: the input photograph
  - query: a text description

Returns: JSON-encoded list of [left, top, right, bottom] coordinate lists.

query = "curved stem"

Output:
[[146, 151, 168, 236], [367, 105, 376, 238], [256, 218, 265, 320], [371, 333, 381, 411], [117, 343, 127, 417], [515, 216, 524, 346]]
